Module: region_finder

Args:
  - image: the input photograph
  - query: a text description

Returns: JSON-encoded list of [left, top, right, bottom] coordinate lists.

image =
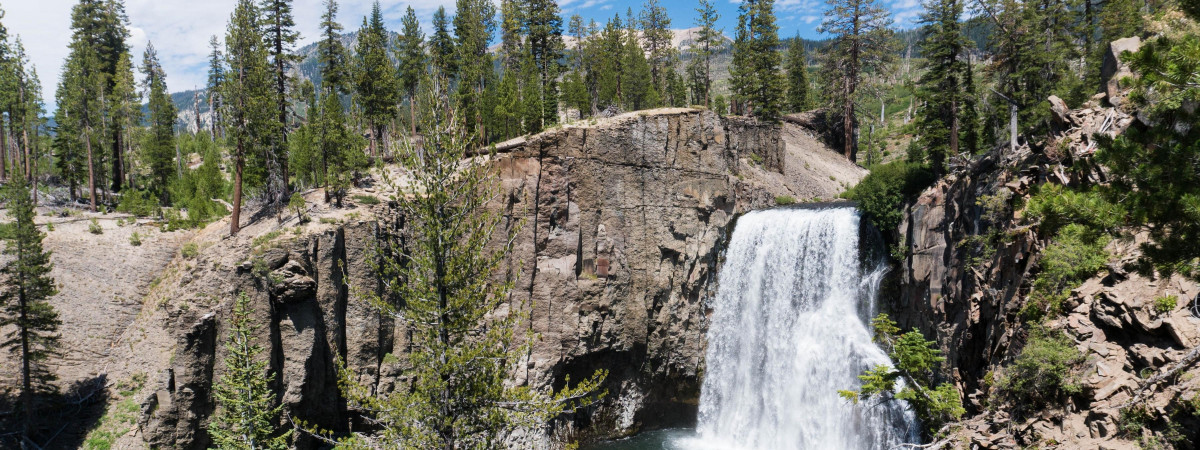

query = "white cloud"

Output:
[[5, 0, 458, 110]]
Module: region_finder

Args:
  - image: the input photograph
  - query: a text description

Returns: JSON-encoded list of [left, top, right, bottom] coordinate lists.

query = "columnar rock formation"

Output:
[[120, 108, 864, 448]]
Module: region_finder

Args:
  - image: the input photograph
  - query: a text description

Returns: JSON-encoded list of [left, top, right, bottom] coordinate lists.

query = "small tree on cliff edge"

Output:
[[0, 178, 61, 440], [210, 292, 290, 449], [333, 73, 607, 448]]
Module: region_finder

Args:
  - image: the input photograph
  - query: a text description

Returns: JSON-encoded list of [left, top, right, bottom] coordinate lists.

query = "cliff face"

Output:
[[892, 97, 1200, 448], [123, 109, 864, 448]]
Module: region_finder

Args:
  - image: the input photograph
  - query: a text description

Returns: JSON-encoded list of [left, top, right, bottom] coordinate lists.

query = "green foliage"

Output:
[[1, 179, 62, 430], [117, 189, 159, 217], [818, 0, 895, 160], [730, 0, 785, 120], [841, 314, 964, 432], [1096, 29, 1200, 280], [997, 328, 1086, 411], [333, 78, 606, 449], [785, 36, 811, 113], [843, 161, 935, 245], [1023, 224, 1110, 321], [89, 218, 103, 235], [289, 193, 307, 223], [141, 42, 177, 198], [129, 232, 142, 247], [687, 0, 722, 107], [1025, 184, 1124, 237], [352, 194, 379, 205], [354, 1, 400, 154], [82, 396, 141, 450], [168, 140, 228, 230], [914, 0, 973, 175], [775, 195, 796, 206], [210, 293, 290, 448], [1153, 295, 1178, 314]]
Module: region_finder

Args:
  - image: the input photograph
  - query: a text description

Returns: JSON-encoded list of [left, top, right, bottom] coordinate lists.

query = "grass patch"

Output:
[[83, 374, 146, 450], [353, 194, 380, 205], [251, 230, 283, 252], [181, 242, 199, 259], [775, 195, 796, 206]]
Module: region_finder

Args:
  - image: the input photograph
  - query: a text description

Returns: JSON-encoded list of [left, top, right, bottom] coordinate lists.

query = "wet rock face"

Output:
[[138, 109, 853, 448]]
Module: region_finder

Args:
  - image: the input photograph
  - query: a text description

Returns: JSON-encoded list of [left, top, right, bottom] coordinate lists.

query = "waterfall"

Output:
[[684, 207, 918, 450]]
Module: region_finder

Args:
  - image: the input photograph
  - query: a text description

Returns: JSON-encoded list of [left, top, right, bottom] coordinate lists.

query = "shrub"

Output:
[[1023, 224, 1110, 321], [998, 328, 1086, 411], [775, 195, 796, 206], [181, 242, 199, 259], [45, 222, 54, 232], [89, 218, 103, 235], [117, 189, 159, 217], [289, 193, 308, 223], [843, 161, 935, 245], [129, 232, 142, 246], [1025, 184, 1124, 237], [353, 194, 380, 205], [1153, 295, 1178, 314]]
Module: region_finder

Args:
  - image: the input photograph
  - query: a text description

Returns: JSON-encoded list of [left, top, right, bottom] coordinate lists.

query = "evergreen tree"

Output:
[[454, 0, 498, 142], [397, 6, 425, 138], [785, 36, 811, 113], [819, 0, 894, 160], [317, 0, 347, 93], [339, 74, 605, 450], [594, 15, 625, 110], [318, 85, 366, 206], [526, 0, 565, 127], [223, 0, 274, 235], [110, 50, 140, 190], [730, 0, 786, 121], [207, 35, 226, 140], [209, 292, 290, 449], [141, 42, 177, 200], [261, 0, 300, 200], [688, 0, 721, 107], [429, 6, 457, 77], [353, 1, 399, 156], [640, 0, 675, 97], [914, 0, 971, 176], [59, 35, 105, 211], [0, 179, 61, 439], [621, 11, 657, 110]]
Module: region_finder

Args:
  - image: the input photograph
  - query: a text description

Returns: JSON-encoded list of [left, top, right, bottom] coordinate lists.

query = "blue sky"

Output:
[[5, 0, 923, 109]]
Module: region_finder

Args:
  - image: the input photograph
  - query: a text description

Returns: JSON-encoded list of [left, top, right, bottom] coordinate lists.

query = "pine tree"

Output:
[[0, 179, 61, 438], [110, 50, 140, 190], [640, 0, 675, 97], [454, 0, 498, 142], [785, 36, 811, 113], [397, 6, 425, 138], [142, 42, 177, 200], [353, 1, 399, 157], [207, 35, 226, 140], [621, 11, 657, 110], [261, 0, 300, 200], [59, 35, 105, 211], [595, 15, 625, 110], [339, 73, 605, 450], [429, 6, 457, 78], [209, 292, 290, 449], [318, 84, 366, 206], [223, 0, 274, 235], [914, 0, 970, 175], [819, 0, 894, 160], [317, 0, 347, 94], [730, 0, 786, 121], [688, 0, 721, 107], [526, 0, 565, 127]]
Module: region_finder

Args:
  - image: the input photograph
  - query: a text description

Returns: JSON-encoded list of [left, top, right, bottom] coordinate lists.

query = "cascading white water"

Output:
[[683, 207, 918, 450]]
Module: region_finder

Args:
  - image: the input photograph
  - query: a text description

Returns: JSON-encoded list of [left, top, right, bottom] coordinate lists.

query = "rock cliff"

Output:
[[111, 108, 864, 448]]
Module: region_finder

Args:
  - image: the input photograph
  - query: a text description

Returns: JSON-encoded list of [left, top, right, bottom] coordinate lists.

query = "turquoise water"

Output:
[[584, 429, 697, 450]]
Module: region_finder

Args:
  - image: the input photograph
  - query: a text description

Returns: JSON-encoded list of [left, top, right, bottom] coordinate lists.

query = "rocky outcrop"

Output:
[[127, 109, 863, 448], [892, 92, 1200, 448]]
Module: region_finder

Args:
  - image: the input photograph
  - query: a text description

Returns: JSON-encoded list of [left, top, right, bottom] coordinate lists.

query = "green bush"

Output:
[[998, 328, 1086, 411], [1026, 184, 1124, 237], [353, 194, 380, 205], [167, 145, 228, 229], [774, 195, 796, 206], [181, 242, 199, 259], [843, 161, 935, 244], [289, 193, 309, 222], [89, 218, 103, 235], [1153, 295, 1178, 314], [117, 189, 159, 217], [129, 232, 142, 246], [1023, 224, 1110, 321]]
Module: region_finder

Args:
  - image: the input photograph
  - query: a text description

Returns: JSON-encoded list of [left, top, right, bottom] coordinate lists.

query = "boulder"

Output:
[[1101, 37, 1142, 105]]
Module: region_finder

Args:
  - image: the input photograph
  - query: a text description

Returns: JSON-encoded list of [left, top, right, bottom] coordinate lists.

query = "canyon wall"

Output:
[[124, 109, 864, 448]]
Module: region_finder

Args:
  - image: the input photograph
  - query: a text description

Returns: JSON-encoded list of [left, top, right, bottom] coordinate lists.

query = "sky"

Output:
[[4, 0, 923, 110]]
